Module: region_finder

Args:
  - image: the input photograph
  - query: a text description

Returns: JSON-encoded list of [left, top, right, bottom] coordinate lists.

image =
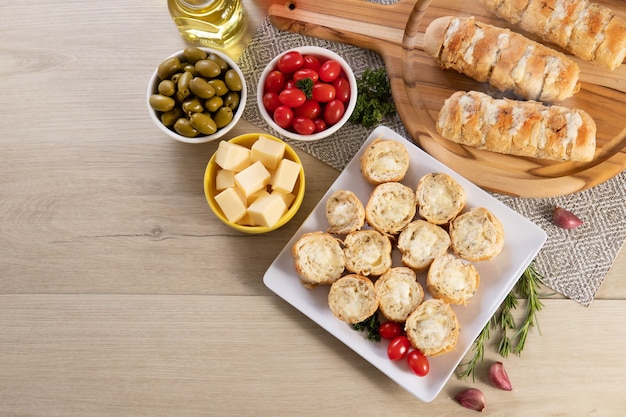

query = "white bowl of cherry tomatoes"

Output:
[[257, 46, 358, 141]]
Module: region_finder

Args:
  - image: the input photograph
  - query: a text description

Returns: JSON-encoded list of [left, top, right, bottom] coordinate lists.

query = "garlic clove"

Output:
[[489, 361, 512, 391], [553, 207, 583, 229], [455, 388, 486, 412]]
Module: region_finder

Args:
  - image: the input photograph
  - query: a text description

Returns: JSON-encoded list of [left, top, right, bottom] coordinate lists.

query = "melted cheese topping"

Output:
[[463, 27, 485, 64]]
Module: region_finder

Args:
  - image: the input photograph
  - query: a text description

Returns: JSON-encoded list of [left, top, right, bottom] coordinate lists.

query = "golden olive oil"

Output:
[[168, 0, 246, 48]]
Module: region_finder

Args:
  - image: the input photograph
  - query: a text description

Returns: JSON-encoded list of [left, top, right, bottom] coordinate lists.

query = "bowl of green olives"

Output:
[[147, 46, 246, 143]]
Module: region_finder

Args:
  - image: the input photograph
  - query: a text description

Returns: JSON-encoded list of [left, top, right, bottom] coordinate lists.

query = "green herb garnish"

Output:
[[296, 77, 313, 99], [349, 68, 396, 127], [352, 313, 381, 342]]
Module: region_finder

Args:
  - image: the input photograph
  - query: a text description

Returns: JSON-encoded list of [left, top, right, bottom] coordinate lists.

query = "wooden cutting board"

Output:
[[268, 0, 626, 197]]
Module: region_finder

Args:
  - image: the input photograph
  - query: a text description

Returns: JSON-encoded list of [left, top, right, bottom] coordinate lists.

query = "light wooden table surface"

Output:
[[1, 1, 625, 415]]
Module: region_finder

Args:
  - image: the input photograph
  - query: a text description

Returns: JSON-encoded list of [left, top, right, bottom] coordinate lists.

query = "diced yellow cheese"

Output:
[[272, 190, 295, 208], [215, 169, 235, 191], [247, 193, 288, 227], [214, 187, 246, 223], [250, 135, 286, 170], [237, 212, 257, 226], [214, 140, 251, 172], [234, 160, 271, 199], [246, 188, 270, 206], [272, 158, 301, 194]]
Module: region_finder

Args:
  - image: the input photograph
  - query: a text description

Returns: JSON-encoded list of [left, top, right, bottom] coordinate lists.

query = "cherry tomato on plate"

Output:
[[292, 116, 316, 135], [378, 321, 402, 340], [279, 88, 306, 108], [277, 51, 304, 73], [273, 105, 294, 129], [407, 350, 430, 377], [387, 335, 411, 361], [262, 91, 281, 114], [323, 99, 345, 125], [319, 59, 342, 82], [312, 83, 336, 103], [264, 70, 286, 94]]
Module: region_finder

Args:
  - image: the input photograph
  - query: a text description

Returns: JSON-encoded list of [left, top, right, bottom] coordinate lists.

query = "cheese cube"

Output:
[[250, 135, 286, 170], [234, 160, 271, 199], [246, 188, 270, 206], [272, 190, 295, 208], [272, 158, 301, 194], [214, 187, 246, 223], [237, 212, 257, 226], [215, 140, 251, 172], [215, 169, 235, 191], [247, 193, 288, 227]]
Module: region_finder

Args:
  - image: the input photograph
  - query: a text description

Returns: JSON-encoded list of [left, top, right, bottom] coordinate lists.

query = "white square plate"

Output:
[[263, 126, 547, 402]]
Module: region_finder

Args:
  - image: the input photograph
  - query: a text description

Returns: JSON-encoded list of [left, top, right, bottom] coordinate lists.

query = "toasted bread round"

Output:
[[360, 139, 410, 185], [397, 220, 451, 271], [365, 182, 416, 235], [343, 229, 393, 277], [404, 298, 459, 356], [328, 274, 379, 324], [416, 172, 466, 225], [325, 190, 365, 235], [375, 267, 424, 322], [427, 254, 480, 305], [292, 232, 345, 287], [449, 207, 504, 261]]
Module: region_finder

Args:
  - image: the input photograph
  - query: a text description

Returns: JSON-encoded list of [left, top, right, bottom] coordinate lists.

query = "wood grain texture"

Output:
[[268, 0, 626, 197]]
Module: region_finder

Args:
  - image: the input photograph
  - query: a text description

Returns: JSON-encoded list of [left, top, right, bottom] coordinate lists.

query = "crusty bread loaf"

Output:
[[437, 90, 596, 162], [423, 16, 580, 102], [397, 220, 451, 271], [427, 254, 480, 305], [360, 138, 410, 185], [365, 182, 417, 235], [449, 207, 505, 262], [416, 173, 466, 225], [292, 231, 345, 287], [404, 298, 460, 356], [480, 0, 626, 70], [326, 190, 365, 235], [343, 229, 393, 277], [328, 274, 379, 324], [374, 267, 424, 322]]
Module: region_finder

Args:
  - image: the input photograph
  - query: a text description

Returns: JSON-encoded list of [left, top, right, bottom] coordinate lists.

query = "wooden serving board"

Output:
[[268, 0, 626, 197]]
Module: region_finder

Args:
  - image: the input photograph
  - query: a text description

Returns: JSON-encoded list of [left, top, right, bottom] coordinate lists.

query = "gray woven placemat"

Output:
[[238, 17, 626, 306]]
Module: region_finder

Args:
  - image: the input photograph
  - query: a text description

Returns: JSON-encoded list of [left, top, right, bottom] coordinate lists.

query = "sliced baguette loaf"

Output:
[[326, 190, 365, 235], [397, 220, 451, 271], [328, 274, 379, 324], [416, 173, 466, 225], [292, 232, 345, 287], [365, 182, 417, 235], [449, 207, 505, 262], [343, 229, 393, 277], [427, 254, 480, 305], [360, 138, 410, 185], [404, 298, 460, 356], [375, 267, 424, 322]]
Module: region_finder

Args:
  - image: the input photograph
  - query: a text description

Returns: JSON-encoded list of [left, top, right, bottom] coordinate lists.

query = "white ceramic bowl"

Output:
[[147, 47, 246, 144], [257, 46, 357, 141]]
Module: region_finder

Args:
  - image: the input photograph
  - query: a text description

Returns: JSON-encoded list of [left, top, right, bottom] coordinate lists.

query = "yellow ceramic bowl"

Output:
[[204, 133, 305, 233]]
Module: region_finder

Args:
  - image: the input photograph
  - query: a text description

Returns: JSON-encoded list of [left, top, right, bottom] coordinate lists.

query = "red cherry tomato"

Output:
[[294, 99, 322, 120], [387, 335, 411, 361], [262, 91, 281, 114], [313, 118, 327, 133], [302, 55, 321, 72], [279, 88, 306, 108], [273, 105, 294, 129], [312, 83, 336, 103], [277, 51, 304, 73], [323, 99, 345, 125], [264, 70, 286, 93], [284, 79, 296, 90], [293, 68, 319, 83], [378, 321, 402, 340], [332, 77, 351, 103], [407, 350, 430, 377], [319, 59, 342, 82], [292, 116, 316, 135]]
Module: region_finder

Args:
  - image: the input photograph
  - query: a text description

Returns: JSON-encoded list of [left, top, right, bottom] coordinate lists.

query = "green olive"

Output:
[[149, 94, 176, 112], [160, 107, 184, 127], [189, 77, 216, 99], [195, 59, 222, 78], [173, 118, 199, 137], [183, 46, 207, 64], [190, 112, 217, 135], [182, 97, 204, 115], [183, 64, 198, 76], [213, 107, 234, 128], [157, 79, 176, 96], [208, 53, 229, 71], [170, 72, 182, 83], [224, 69, 243, 92], [157, 56, 181, 80], [208, 79, 228, 96], [223, 91, 240, 110], [205, 96, 224, 113], [177, 70, 193, 98]]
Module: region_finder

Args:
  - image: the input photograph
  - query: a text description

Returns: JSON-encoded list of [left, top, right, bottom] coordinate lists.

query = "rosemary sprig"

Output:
[[457, 262, 546, 380]]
